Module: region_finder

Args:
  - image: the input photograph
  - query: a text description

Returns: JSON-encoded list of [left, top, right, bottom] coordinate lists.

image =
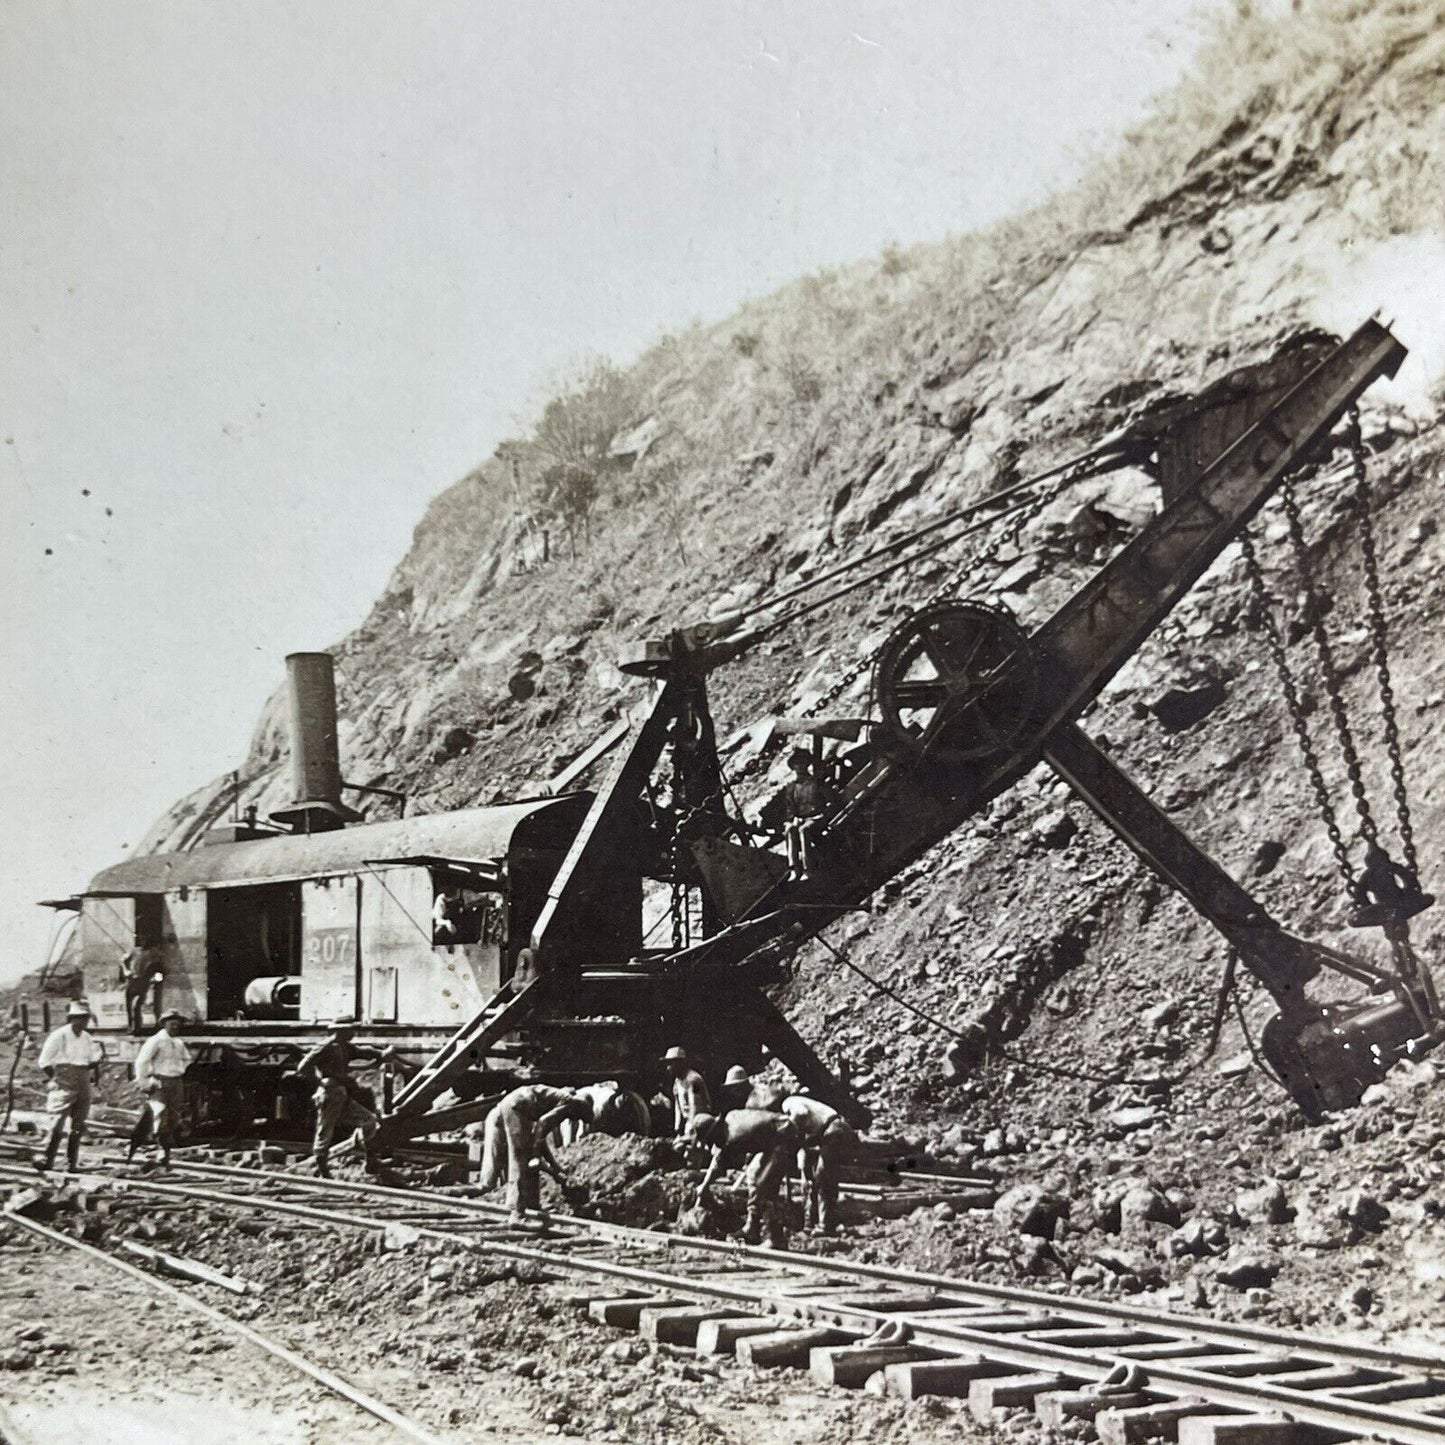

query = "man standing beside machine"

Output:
[[35, 1001, 105, 1174], [292, 1019, 394, 1178], [128, 1010, 193, 1165]]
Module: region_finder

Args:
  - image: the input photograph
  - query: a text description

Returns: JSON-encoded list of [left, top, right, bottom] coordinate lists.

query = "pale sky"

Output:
[[0, 0, 1221, 982]]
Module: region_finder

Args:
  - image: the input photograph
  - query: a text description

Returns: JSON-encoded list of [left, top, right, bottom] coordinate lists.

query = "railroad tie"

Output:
[[924, 1308, 1063, 1330], [735, 1327, 852, 1369], [637, 1305, 755, 1348], [969, 1371, 1080, 1423], [810, 1342, 938, 1390], [695, 1317, 789, 1356], [880, 1354, 1014, 1401], [1097, 1397, 1219, 1445], [1326, 1378, 1445, 1405], [1035, 1387, 1153, 1427], [586, 1295, 689, 1329], [1178, 1353, 1302, 1379], [1176, 1415, 1317, 1445], [1031, 1328, 1169, 1349]]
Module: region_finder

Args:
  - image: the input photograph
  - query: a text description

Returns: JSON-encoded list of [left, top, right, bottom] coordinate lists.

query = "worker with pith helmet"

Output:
[[717, 1063, 785, 1112], [659, 1045, 710, 1136], [35, 1001, 105, 1173], [292, 1018, 393, 1177], [128, 1009, 194, 1165]]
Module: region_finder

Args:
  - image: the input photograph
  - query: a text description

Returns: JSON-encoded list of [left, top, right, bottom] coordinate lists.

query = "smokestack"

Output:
[[270, 652, 361, 833]]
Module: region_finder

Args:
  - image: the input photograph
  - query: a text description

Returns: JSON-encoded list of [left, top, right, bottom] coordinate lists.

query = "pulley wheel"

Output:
[[873, 600, 1037, 768]]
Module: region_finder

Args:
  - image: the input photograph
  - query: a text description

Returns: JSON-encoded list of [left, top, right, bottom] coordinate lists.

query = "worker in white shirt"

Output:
[[36, 1001, 105, 1173], [127, 1010, 194, 1165]]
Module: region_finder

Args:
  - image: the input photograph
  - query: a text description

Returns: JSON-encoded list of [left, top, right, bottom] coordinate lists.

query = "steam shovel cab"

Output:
[[51, 792, 616, 1131]]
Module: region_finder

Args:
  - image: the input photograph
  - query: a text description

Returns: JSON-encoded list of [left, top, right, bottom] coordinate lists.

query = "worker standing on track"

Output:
[[35, 1001, 105, 1174], [293, 1019, 393, 1178], [128, 1010, 194, 1166], [687, 1108, 801, 1247], [660, 1046, 711, 1136], [477, 1084, 596, 1220], [780, 1093, 857, 1235]]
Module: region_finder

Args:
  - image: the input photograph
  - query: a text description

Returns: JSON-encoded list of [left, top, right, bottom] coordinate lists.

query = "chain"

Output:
[[1239, 528, 1357, 893], [1345, 408, 1419, 876], [1277, 474, 1381, 853]]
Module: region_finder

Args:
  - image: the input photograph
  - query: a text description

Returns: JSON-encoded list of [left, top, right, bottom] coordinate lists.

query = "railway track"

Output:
[[4, 1152, 1444, 1445]]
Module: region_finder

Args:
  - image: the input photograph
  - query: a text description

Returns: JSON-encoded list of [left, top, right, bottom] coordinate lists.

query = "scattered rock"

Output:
[[1341, 1190, 1389, 1234], [1215, 1254, 1281, 1290], [1345, 1283, 1376, 1315], [1119, 1185, 1180, 1236], [993, 1184, 1068, 1240], [1233, 1180, 1292, 1226], [1108, 1106, 1160, 1135], [1143, 1000, 1180, 1032], [1148, 675, 1228, 732], [1168, 1218, 1228, 1258], [1030, 809, 1078, 849]]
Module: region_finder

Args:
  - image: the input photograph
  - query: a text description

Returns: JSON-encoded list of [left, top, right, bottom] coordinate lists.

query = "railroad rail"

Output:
[[0, 1201, 446, 1445], [3, 1152, 1444, 1445]]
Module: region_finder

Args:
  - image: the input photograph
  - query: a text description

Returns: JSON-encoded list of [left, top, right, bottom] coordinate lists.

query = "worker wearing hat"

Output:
[[777, 748, 837, 878], [35, 1001, 105, 1173], [717, 1064, 785, 1113], [291, 1018, 394, 1177], [118, 943, 166, 1036], [659, 1046, 711, 1137], [128, 1010, 194, 1165]]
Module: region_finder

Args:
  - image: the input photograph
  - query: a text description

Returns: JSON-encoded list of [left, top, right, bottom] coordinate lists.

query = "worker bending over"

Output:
[[35, 1001, 105, 1174], [292, 1019, 393, 1178], [780, 1093, 857, 1234], [478, 1084, 596, 1220], [687, 1108, 801, 1247], [128, 1010, 194, 1165], [659, 1046, 710, 1135]]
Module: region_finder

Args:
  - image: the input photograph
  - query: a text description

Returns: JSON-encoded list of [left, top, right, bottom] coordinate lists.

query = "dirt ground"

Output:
[[4, 1059, 1444, 1445], [0, 1198, 1037, 1445]]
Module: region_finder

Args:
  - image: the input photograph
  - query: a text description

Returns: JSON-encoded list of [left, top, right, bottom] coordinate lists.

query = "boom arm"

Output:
[[661, 320, 1407, 977]]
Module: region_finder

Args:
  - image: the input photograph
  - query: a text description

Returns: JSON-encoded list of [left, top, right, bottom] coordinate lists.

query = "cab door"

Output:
[[299, 876, 359, 1022]]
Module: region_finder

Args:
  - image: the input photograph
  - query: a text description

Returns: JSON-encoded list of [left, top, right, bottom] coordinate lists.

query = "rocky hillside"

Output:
[[140, 3, 1445, 1152]]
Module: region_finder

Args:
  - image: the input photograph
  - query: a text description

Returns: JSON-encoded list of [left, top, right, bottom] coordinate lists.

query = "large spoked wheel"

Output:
[[874, 600, 1037, 769]]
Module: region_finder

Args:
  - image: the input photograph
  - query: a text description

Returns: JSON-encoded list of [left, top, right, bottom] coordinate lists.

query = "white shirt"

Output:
[[134, 1031, 194, 1081], [38, 1025, 104, 1069]]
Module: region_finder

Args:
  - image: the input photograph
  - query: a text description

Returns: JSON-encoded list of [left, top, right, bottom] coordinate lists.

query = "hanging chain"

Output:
[[1238, 528, 1357, 893], [1345, 408, 1420, 876], [1277, 473, 1381, 853]]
